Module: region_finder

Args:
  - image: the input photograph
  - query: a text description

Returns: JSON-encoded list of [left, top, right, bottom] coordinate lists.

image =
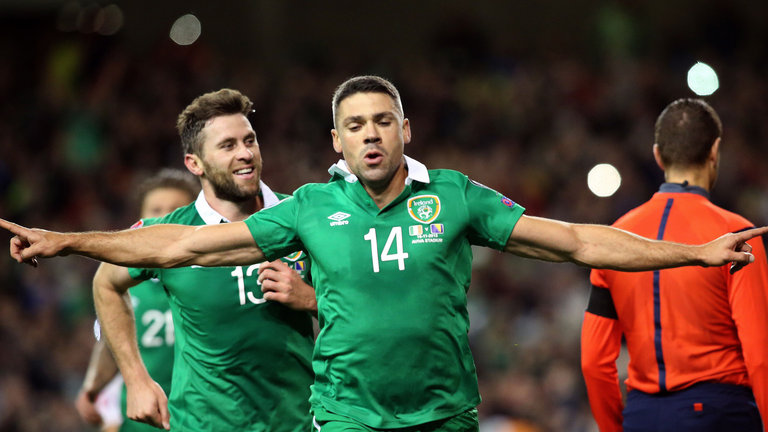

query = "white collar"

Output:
[[327, 155, 430, 185], [195, 180, 280, 225]]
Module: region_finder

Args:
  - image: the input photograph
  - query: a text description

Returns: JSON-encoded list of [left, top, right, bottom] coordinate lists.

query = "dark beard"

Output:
[[210, 178, 255, 203], [206, 169, 259, 203]]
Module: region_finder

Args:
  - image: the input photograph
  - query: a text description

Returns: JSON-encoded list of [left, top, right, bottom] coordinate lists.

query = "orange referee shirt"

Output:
[[581, 183, 768, 431]]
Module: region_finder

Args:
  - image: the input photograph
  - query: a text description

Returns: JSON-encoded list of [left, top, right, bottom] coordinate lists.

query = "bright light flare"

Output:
[[587, 163, 622, 197], [687, 62, 719, 96], [170, 14, 201, 46], [95, 5, 123, 35]]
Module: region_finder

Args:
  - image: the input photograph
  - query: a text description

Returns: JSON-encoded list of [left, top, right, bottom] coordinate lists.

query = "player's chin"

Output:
[[364, 167, 396, 183], [238, 182, 259, 196], [235, 178, 260, 191]]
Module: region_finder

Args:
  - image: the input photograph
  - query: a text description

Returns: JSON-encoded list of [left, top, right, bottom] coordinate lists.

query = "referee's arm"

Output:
[[581, 283, 623, 432]]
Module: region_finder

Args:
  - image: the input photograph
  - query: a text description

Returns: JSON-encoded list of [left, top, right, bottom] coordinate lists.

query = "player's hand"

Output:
[[75, 389, 103, 426], [258, 259, 317, 313], [125, 379, 170, 430], [700, 226, 768, 274], [0, 218, 69, 267]]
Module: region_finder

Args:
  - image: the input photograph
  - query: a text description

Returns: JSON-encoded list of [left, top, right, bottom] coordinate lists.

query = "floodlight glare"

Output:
[[687, 62, 719, 96], [95, 5, 124, 36], [587, 163, 622, 197], [170, 14, 202, 46]]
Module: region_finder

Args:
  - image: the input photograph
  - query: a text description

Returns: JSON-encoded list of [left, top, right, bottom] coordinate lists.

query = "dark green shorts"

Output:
[[312, 407, 479, 432]]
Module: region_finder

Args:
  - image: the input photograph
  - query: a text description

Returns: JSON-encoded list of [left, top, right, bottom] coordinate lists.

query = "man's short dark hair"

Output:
[[654, 98, 722, 167], [332, 75, 404, 127], [177, 89, 254, 157], [135, 168, 199, 208]]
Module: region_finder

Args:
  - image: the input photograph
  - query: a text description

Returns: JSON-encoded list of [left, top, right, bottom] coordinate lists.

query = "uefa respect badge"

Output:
[[407, 195, 441, 224]]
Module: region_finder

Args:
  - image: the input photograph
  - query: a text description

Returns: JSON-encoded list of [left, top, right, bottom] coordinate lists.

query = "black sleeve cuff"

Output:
[[586, 285, 618, 319]]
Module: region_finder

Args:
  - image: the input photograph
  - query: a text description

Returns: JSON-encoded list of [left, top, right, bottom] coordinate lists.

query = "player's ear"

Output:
[[402, 118, 411, 145], [709, 137, 721, 164], [331, 129, 342, 154], [652, 144, 665, 171], [184, 153, 204, 176]]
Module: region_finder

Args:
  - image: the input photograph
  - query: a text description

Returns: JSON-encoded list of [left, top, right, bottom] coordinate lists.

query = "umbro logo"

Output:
[[328, 211, 350, 226]]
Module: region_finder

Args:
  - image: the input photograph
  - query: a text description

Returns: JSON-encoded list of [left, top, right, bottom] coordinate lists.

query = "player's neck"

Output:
[[201, 188, 263, 222], [664, 168, 712, 192], [362, 165, 409, 209]]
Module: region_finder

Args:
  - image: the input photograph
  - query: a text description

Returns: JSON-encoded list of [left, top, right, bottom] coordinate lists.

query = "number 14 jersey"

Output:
[[244, 156, 525, 428]]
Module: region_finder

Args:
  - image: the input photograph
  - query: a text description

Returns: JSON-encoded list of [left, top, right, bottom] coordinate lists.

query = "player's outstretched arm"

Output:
[[93, 263, 170, 430], [1, 218, 266, 268], [505, 215, 768, 272]]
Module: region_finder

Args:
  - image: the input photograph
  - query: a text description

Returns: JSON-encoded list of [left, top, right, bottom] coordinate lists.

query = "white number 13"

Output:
[[363, 227, 409, 273], [231, 265, 266, 305]]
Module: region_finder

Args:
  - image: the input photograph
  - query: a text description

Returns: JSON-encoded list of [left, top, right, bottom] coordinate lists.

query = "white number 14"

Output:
[[363, 227, 409, 273]]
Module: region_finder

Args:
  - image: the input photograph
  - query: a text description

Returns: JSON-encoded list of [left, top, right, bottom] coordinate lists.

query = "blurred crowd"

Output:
[[1, 5, 767, 432]]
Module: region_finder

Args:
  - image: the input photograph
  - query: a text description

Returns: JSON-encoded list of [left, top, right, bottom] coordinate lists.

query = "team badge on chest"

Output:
[[407, 195, 441, 224]]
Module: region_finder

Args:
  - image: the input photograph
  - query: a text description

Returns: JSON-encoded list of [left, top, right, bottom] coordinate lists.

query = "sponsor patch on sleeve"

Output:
[[501, 196, 516, 208], [470, 178, 517, 209]]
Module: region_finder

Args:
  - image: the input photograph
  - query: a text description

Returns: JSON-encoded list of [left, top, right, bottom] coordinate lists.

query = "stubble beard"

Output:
[[357, 157, 402, 193]]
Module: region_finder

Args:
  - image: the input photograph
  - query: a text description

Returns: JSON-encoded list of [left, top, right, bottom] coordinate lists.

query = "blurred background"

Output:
[[1, 0, 767, 430]]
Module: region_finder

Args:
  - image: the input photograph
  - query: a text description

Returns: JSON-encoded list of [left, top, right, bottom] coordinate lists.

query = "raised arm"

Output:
[[2, 218, 265, 268], [505, 215, 768, 272], [93, 262, 169, 430]]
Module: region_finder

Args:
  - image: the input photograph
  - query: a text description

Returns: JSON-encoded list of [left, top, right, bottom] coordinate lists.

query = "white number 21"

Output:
[[363, 227, 409, 273]]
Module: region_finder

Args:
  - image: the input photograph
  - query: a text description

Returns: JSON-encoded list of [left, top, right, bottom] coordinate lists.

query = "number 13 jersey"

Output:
[[129, 184, 314, 431]]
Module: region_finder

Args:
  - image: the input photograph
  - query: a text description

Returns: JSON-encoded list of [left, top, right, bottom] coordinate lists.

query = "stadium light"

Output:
[[687, 62, 719, 96], [170, 14, 202, 46], [95, 4, 124, 36], [587, 163, 622, 197]]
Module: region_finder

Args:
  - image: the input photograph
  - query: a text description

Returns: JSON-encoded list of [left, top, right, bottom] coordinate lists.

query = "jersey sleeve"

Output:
[[463, 177, 525, 250], [127, 266, 157, 281], [728, 231, 768, 430], [581, 280, 624, 432], [243, 196, 303, 261]]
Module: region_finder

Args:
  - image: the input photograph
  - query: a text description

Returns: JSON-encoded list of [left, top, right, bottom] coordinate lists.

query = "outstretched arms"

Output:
[[1, 218, 265, 268], [506, 215, 768, 272]]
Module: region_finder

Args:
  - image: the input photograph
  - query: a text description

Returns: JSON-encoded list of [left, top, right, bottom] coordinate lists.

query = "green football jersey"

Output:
[[128, 185, 315, 431], [119, 278, 174, 432], [244, 157, 525, 428]]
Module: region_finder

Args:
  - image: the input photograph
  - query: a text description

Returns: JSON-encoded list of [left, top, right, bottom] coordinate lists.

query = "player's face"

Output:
[[331, 92, 411, 190], [198, 114, 263, 202], [141, 187, 194, 218]]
